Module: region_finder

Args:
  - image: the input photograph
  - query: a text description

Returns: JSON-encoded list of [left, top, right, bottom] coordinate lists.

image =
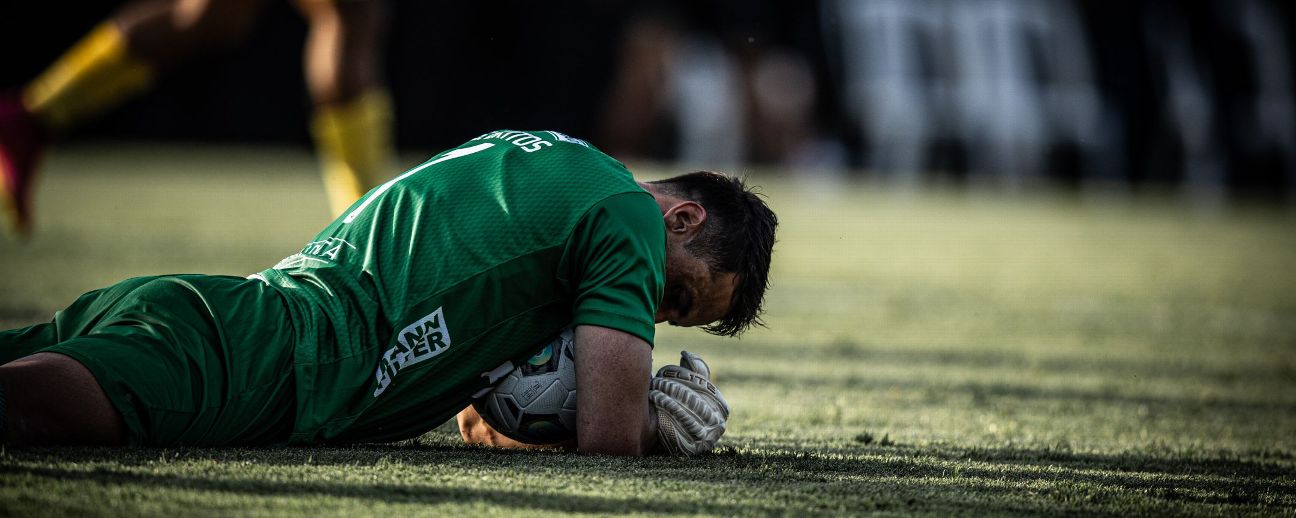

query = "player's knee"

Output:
[[0, 353, 126, 446]]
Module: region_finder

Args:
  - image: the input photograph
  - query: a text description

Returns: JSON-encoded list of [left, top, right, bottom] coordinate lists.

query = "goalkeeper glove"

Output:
[[649, 351, 730, 456]]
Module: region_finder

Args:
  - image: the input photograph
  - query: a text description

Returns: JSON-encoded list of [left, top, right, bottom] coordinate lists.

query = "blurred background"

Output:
[[3, 0, 1294, 205]]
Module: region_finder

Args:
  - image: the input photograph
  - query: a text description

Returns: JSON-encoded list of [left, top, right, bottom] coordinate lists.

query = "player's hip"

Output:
[[29, 274, 300, 446]]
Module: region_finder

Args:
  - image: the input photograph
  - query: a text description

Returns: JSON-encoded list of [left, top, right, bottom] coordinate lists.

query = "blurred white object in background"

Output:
[[831, 0, 942, 185], [829, 0, 1118, 189], [668, 37, 746, 168]]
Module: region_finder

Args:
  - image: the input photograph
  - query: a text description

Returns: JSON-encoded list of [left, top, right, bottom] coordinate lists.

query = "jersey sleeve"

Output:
[[561, 192, 665, 345]]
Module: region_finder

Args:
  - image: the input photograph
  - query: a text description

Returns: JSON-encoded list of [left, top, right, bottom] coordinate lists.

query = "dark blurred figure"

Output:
[[1138, 0, 1227, 205], [1206, 0, 1295, 202], [1085, 0, 1295, 204]]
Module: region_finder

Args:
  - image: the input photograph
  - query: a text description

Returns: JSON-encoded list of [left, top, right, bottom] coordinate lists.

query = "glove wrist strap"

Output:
[[653, 407, 683, 457]]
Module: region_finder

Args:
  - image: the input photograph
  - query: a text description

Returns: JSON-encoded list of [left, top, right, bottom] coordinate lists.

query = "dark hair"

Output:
[[649, 171, 778, 337]]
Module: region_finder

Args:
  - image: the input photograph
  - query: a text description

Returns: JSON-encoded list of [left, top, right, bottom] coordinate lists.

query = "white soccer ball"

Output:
[[473, 327, 578, 444]]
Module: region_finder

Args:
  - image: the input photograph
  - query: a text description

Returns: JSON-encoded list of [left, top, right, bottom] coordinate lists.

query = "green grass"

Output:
[[2, 143, 1295, 516]]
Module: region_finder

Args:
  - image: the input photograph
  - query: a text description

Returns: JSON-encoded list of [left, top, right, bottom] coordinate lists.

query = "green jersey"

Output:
[[257, 130, 666, 443]]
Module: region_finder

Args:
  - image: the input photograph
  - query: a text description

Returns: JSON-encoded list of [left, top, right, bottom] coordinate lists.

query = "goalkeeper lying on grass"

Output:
[[0, 129, 777, 456]]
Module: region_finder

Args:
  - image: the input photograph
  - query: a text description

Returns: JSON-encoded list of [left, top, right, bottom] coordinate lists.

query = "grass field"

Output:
[[2, 143, 1295, 516]]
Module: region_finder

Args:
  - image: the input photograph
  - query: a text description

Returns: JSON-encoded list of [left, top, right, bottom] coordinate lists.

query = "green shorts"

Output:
[[0, 275, 296, 446]]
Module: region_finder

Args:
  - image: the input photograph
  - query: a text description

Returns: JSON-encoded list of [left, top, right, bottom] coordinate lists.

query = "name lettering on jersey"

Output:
[[373, 307, 452, 397], [471, 130, 554, 153], [301, 237, 357, 262]]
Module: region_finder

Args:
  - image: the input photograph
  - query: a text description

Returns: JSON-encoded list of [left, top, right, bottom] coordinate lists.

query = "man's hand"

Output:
[[650, 351, 730, 456], [456, 405, 575, 450]]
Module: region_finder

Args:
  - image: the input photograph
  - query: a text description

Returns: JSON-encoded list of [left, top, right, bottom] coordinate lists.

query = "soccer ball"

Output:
[[473, 327, 578, 444]]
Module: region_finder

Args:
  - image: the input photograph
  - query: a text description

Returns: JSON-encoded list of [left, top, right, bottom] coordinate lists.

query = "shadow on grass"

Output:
[[3, 440, 1293, 514], [706, 443, 1296, 508], [737, 339, 1296, 386], [0, 456, 772, 515], [725, 370, 1296, 416]]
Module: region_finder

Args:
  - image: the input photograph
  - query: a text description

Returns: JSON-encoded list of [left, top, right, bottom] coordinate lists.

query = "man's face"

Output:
[[656, 248, 739, 328], [640, 181, 739, 328]]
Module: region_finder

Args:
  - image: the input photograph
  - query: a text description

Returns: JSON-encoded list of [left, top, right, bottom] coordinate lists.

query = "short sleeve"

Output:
[[561, 192, 665, 345]]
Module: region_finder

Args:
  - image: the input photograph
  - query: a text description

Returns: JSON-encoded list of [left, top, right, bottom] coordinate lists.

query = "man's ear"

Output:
[[663, 201, 707, 235]]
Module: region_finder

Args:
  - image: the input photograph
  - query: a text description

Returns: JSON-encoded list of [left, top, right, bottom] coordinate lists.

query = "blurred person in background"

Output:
[[1200, 0, 1294, 202], [0, 0, 395, 238], [598, 0, 846, 172], [1140, 0, 1227, 206]]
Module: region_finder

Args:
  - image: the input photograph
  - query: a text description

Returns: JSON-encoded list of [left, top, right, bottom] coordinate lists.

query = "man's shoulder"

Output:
[[466, 129, 646, 201]]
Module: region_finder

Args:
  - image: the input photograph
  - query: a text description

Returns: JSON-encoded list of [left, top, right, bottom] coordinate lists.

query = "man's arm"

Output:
[[574, 324, 657, 456]]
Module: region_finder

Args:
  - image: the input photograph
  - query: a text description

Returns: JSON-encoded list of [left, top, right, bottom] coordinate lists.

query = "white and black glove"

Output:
[[649, 351, 730, 456]]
